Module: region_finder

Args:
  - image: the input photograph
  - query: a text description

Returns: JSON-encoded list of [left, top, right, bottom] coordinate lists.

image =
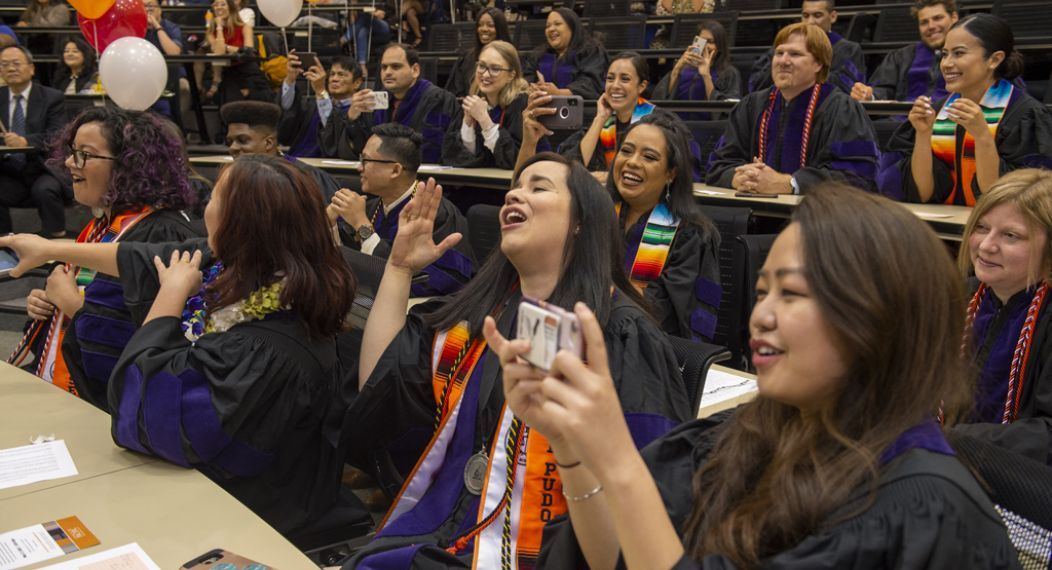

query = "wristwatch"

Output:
[[317, 90, 330, 100], [789, 176, 800, 195], [356, 224, 375, 242]]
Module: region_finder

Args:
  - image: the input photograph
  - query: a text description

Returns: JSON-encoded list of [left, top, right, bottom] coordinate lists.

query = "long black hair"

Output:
[[426, 152, 645, 335], [951, 13, 1024, 80], [697, 20, 731, 73], [534, 7, 600, 62], [606, 113, 717, 240], [52, 36, 97, 90], [473, 7, 512, 57]]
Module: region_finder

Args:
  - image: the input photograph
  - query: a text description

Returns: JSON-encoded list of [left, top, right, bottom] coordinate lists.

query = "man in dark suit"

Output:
[[0, 45, 69, 237]]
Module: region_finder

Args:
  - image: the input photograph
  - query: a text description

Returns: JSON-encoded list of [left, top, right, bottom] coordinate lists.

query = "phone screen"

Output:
[[0, 248, 18, 271]]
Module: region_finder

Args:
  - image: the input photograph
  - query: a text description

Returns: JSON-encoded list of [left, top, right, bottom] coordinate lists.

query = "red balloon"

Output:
[[78, 0, 147, 54]]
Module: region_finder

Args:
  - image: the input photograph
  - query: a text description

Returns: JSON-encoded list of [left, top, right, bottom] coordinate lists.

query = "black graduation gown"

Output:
[[285, 154, 341, 203], [747, 32, 866, 96], [322, 79, 457, 163], [539, 416, 1020, 569], [444, 53, 477, 99], [622, 208, 722, 342], [522, 46, 608, 100], [108, 239, 356, 535], [340, 194, 474, 297], [652, 65, 742, 101], [343, 296, 691, 568], [559, 106, 707, 182], [278, 85, 324, 158], [706, 85, 880, 192], [62, 209, 203, 411], [953, 282, 1052, 465], [867, 42, 946, 102], [441, 92, 527, 170], [877, 90, 1052, 203]]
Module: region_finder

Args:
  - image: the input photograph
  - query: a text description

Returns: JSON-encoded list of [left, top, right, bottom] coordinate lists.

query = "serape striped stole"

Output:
[[34, 207, 153, 393], [931, 79, 1013, 206], [599, 98, 655, 168], [618, 201, 681, 290]]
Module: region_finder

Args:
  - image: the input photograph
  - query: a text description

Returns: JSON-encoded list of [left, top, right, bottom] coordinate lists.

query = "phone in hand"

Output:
[[180, 548, 272, 569], [0, 248, 17, 274], [690, 35, 709, 56], [296, 51, 320, 71], [371, 90, 390, 110], [536, 95, 583, 131], [516, 298, 583, 372]]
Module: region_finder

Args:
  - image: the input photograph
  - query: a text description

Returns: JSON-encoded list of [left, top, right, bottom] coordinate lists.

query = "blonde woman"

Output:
[[197, 0, 268, 103], [955, 168, 1052, 466], [441, 40, 529, 169]]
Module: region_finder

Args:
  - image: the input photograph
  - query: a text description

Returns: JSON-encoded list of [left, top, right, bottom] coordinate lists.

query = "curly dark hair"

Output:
[[49, 107, 195, 214]]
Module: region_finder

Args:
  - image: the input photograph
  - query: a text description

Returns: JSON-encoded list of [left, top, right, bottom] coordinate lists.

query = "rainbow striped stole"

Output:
[[619, 201, 681, 289], [600, 98, 656, 168], [931, 79, 1013, 206]]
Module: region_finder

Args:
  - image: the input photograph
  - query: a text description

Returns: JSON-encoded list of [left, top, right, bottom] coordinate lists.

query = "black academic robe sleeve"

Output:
[[568, 47, 609, 100], [277, 84, 318, 149], [867, 44, 914, 102], [706, 90, 879, 192], [116, 238, 212, 320], [297, 160, 341, 203], [415, 86, 458, 165], [643, 222, 722, 342], [319, 103, 360, 160], [341, 113, 377, 162], [445, 54, 476, 98], [63, 210, 204, 411], [26, 84, 67, 150], [441, 93, 527, 169], [540, 418, 1019, 570], [881, 93, 1052, 203], [952, 302, 1052, 465], [653, 66, 742, 100]]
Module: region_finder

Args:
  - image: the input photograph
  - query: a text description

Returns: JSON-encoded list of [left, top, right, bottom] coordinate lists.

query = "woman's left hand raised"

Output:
[[153, 249, 203, 301], [387, 178, 462, 274]]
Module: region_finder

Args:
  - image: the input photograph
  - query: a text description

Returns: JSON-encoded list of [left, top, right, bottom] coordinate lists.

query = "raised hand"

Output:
[[387, 178, 463, 273], [522, 90, 556, 141], [153, 249, 204, 301], [850, 82, 873, 102]]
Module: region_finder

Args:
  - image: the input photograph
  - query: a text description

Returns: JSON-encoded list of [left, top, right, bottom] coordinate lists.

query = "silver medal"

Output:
[[463, 451, 489, 495]]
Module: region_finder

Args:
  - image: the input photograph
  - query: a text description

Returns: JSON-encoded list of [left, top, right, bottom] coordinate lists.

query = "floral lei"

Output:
[[181, 261, 288, 342]]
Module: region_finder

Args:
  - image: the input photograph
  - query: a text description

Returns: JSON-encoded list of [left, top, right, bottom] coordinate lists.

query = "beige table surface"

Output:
[[0, 364, 155, 501], [698, 364, 758, 419], [3, 463, 314, 569]]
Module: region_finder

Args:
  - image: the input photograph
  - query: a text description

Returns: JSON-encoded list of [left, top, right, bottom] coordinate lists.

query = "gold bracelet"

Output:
[[561, 483, 603, 502]]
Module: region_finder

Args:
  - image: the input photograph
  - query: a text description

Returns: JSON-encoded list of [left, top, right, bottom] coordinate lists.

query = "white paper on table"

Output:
[[38, 543, 160, 570], [695, 189, 725, 196], [913, 212, 953, 219], [417, 164, 454, 172], [321, 160, 361, 167], [0, 524, 66, 569], [0, 440, 77, 491], [699, 369, 758, 409]]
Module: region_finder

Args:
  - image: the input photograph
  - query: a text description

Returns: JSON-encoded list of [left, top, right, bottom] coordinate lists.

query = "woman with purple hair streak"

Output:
[[10, 107, 202, 409]]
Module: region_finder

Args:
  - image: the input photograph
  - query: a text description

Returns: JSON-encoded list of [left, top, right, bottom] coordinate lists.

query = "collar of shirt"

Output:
[[382, 182, 417, 215]]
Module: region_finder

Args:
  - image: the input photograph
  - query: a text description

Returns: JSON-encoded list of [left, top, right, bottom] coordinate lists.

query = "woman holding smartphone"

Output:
[[343, 153, 690, 568], [653, 20, 741, 116]]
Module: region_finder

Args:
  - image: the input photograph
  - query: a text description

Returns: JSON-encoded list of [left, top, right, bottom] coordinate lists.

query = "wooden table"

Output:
[[0, 363, 314, 569]]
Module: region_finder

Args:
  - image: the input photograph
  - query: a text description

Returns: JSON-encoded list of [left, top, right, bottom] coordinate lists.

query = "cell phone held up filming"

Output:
[[296, 51, 320, 71], [516, 298, 583, 372], [370, 90, 389, 110], [536, 95, 583, 131], [690, 35, 709, 56]]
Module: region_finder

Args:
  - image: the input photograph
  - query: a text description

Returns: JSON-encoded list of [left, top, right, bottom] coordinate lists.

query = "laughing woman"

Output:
[[522, 8, 607, 100], [879, 14, 1052, 204], [441, 40, 528, 169], [608, 114, 721, 341], [343, 153, 689, 568], [491, 184, 1016, 569], [444, 7, 513, 98]]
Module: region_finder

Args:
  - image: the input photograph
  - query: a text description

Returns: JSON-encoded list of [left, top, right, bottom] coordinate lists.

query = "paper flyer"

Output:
[[0, 441, 78, 491], [39, 543, 159, 570], [0, 516, 99, 570]]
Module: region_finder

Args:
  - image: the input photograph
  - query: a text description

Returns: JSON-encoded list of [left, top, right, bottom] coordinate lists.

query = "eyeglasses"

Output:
[[68, 146, 117, 169], [475, 62, 511, 77], [0, 62, 26, 70], [360, 156, 398, 166]]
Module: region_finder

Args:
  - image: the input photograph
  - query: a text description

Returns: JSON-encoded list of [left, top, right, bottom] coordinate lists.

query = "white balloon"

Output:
[[99, 37, 167, 111], [257, 0, 302, 28]]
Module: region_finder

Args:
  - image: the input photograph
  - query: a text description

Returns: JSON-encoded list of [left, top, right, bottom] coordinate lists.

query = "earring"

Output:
[[574, 225, 581, 235], [665, 181, 672, 202]]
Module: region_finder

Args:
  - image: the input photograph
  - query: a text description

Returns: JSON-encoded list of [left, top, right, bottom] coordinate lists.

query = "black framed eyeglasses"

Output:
[[68, 146, 117, 169], [475, 62, 511, 76], [360, 156, 399, 166]]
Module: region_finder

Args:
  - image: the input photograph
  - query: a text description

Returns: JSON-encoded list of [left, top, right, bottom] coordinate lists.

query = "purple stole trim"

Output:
[[827, 30, 844, 46], [372, 199, 409, 242], [880, 420, 955, 465], [537, 51, 574, 88], [757, 83, 834, 173], [675, 67, 718, 102], [906, 43, 947, 102], [972, 286, 1033, 423], [288, 106, 323, 158], [374, 79, 434, 126]]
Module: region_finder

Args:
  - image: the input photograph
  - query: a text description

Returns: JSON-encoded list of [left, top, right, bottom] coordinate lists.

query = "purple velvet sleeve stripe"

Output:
[[879, 421, 955, 465], [625, 412, 679, 450], [876, 152, 908, 200], [74, 313, 136, 348], [432, 248, 473, 279], [690, 310, 718, 341], [413, 264, 466, 296], [179, 367, 273, 478], [83, 278, 127, 312], [357, 544, 429, 569], [114, 364, 149, 454], [829, 160, 878, 179], [142, 370, 191, 467], [694, 278, 722, 307]]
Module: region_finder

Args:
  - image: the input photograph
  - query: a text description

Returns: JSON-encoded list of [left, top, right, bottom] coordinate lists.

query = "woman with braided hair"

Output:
[[955, 168, 1052, 466]]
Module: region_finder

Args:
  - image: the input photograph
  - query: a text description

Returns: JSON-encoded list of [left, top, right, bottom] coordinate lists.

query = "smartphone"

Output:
[[690, 35, 708, 56], [180, 548, 272, 569], [0, 247, 18, 274], [536, 95, 583, 131], [517, 298, 583, 372], [371, 90, 389, 110], [734, 191, 779, 199], [296, 51, 320, 71]]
